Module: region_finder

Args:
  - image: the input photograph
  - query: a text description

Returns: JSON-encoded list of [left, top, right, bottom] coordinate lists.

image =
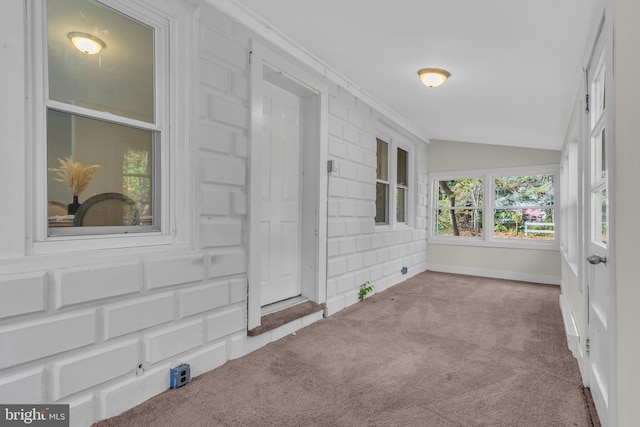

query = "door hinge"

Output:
[[585, 93, 590, 114], [586, 338, 590, 355]]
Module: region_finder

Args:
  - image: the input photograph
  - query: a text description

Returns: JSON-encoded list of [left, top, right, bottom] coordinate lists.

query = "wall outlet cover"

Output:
[[170, 363, 191, 389]]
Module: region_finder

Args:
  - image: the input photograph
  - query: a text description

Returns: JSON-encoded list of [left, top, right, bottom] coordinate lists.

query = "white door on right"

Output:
[[586, 30, 611, 426]]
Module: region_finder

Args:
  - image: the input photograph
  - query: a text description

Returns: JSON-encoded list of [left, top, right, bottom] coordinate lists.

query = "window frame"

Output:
[[560, 141, 580, 271], [396, 146, 409, 225], [375, 135, 412, 229], [434, 176, 484, 239], [429, 165, 559, 250], [29, 0, 190, 253], [375, 137, 390, 226]]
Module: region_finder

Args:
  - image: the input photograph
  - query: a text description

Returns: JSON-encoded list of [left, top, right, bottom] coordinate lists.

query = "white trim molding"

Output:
[[426, 264, 561, 286]]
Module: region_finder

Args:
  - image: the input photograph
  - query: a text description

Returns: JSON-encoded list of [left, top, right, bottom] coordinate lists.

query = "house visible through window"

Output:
[[46, 0, 159, 235], [493, 175, 554, 240]]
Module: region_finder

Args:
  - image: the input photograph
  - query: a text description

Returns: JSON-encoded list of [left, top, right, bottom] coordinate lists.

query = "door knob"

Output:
[[587, 254, 607, 265]]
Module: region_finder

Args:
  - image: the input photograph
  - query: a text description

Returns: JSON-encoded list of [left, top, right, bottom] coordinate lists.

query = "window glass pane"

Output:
[[494, 175, 554, 207], [437, 179, 483, 208], [494, 209, 554, 239], [598, 188, 607, 245], [436, 209, 483, 237], [396, 187, 405, 223], [591, 53, 606, 124], [397, 148, 407, 186], [375, 183, 388, 224], [47, 109, 155, 229], [376, 138, 388, 181], [123, 147, 153, 225], [47, 0, 155, 123], [600, 129, 607, 179]]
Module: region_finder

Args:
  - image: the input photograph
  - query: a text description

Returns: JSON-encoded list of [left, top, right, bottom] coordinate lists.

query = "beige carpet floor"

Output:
[[96, 271, 598, 427]]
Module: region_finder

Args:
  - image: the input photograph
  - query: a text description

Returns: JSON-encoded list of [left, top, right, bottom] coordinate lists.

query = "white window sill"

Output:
[[31, 233, 177, 256], [428, 236, 559, 251]]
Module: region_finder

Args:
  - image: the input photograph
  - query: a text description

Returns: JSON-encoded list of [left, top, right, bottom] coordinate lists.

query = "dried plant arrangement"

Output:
[[49, 157, 101, 196]]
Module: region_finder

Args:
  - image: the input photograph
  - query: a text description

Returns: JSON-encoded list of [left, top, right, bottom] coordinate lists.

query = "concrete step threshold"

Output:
[[248, 297, 325, 337]]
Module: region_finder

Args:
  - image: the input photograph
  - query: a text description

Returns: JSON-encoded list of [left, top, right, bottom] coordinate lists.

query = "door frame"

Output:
[[247, 40, 328, 330], [581, 13, 617, 427]]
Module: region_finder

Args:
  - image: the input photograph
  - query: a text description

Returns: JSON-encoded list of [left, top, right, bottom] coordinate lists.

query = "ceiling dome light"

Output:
[[67, 32, 106, 55], [417, 68, 451, 88]]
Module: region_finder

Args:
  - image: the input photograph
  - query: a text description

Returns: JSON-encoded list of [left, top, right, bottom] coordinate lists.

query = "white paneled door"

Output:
[[585, 29, 611, 426], [260, 79, 303, 306]]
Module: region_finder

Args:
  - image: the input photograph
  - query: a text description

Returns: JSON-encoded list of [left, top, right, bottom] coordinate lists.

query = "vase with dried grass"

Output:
[[48, 157, 101, 215]]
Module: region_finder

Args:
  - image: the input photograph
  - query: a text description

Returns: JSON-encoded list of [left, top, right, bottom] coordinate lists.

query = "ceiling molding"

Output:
[[204, 0, 429, 143]]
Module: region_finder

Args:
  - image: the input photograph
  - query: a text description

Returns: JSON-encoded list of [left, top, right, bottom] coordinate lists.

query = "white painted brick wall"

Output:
[[100, 362, 169, 420], [206, 307, 245, 342], [146, 254, 204, 290], [144, 320, 203, 364], [54, 260, 142, 308], [201, 154, 246, 186], [200, 122, 235, 153], [200, 219, 243, 247], [52, 340, 139, 400], [64, 396, 94, 427], [325, 84, 428, 315], [0, 272, 46, 319], [207, 251, 246, 278], [229, 278, 247, 304], [200, 25, 246, 70], [103, 294, 174, 340], [201, 189, 231, 215], [0, 368, 44, 404], [178, 281, 229, 318], [186, 341, 227, 377], [0, 311, 96, 369]]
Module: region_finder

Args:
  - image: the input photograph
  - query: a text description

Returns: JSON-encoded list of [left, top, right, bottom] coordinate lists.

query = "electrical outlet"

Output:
[[170, 363, 191, 389]]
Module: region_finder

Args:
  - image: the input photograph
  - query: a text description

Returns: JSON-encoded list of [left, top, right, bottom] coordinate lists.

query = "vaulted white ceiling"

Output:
[[229, 0, 601, 150]]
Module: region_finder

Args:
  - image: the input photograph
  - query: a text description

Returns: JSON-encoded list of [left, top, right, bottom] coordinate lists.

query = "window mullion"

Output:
[[46, 100, 161, 132], [486, 174, 494, 243]]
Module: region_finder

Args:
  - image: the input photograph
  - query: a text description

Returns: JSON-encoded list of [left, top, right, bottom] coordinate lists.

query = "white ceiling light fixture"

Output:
[[417, 68, 451, 88], [67, 32, 106, 55]]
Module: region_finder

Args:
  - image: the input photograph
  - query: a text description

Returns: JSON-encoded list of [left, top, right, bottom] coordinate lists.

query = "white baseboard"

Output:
[[426, 263, 561, 285], [559, 294, 580, 359]]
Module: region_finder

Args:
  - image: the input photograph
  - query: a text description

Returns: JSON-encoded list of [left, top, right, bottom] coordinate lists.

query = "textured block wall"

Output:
[[325, 85, 428, 314], [0, 251, 245, 425]]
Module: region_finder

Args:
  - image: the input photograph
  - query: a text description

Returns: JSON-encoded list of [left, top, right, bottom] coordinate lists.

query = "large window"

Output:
[[45, 0, 160, 235], [430, 166, 557, 247], [375, 137, 410, 226]]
